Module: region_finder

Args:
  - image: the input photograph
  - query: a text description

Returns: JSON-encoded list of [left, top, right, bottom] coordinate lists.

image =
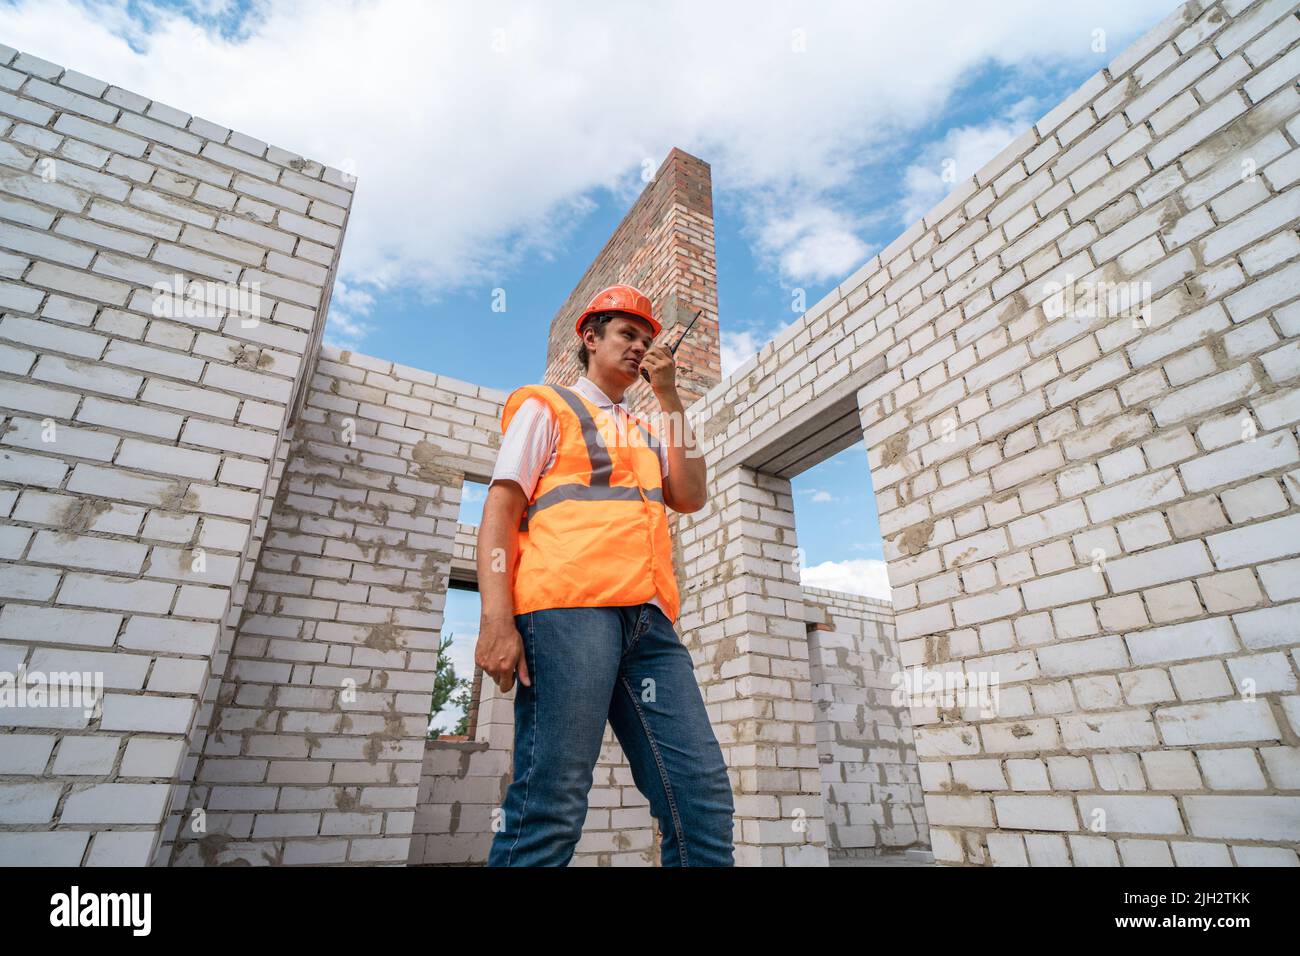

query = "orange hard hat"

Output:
[[574, 284, 660, 338]]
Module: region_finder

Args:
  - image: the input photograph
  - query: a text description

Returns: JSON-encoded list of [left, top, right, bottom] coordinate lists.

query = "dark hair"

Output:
[[576, 311, 619, 371]]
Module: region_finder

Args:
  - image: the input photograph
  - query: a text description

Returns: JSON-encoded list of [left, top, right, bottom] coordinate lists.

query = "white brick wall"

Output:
[[166, 349, 494, 866], [803, 587, 930, 858], [681, 0, 1300, 866], [0, 44, 352, 866]]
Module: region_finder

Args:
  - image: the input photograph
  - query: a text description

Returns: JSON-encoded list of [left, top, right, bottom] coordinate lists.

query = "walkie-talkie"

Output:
[[640, 308, 704, 384]]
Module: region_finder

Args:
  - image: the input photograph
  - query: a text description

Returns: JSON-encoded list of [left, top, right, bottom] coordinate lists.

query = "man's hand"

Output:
[[639, 343, 677, 395], [475, 616, 531, 693]]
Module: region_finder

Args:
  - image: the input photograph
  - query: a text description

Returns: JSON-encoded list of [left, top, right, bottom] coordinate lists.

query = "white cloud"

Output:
[[800, 558, 893, 602], [897, 98, 1044, 225], [3, 0, 1179, 348], [322, 277, 376, 351], [719, 327, 761, 378], [754, 199, 874, 284], [798, 488, 838, 503]]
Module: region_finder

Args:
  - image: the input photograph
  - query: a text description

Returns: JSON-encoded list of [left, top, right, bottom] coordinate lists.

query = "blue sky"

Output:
[[5, 0, 1181, 729]]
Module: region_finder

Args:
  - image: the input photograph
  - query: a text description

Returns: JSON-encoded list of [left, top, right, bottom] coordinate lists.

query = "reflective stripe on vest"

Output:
[[503, 381, 679, 623], [518, 385, 665, 532]]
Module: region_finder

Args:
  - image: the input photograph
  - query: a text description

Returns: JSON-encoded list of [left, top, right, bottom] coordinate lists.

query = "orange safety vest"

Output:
[[500, 383, 680, 625]]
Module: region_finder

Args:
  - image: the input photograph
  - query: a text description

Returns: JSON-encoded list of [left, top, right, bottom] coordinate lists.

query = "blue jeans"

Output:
[[487, 603, 735, 866]]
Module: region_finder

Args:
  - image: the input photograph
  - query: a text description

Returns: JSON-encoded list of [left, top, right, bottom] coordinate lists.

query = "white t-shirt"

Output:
[[490, 376, 671, 616]]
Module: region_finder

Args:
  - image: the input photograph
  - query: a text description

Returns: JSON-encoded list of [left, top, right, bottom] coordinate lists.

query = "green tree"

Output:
[[427, 632, 472, 740]]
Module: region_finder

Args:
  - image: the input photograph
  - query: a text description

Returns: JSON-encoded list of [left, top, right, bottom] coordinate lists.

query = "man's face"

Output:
[[586, 313, 654, 383]]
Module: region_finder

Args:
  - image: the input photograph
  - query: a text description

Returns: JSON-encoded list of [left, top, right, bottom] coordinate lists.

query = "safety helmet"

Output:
[[574, 283, 660, 338]]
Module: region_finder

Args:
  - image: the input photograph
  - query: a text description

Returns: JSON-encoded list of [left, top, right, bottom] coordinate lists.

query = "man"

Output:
[[476, 283, 735, 867]]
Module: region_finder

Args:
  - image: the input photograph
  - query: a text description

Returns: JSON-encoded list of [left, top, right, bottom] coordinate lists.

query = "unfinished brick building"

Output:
[[1, 0, 1299, 867]]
